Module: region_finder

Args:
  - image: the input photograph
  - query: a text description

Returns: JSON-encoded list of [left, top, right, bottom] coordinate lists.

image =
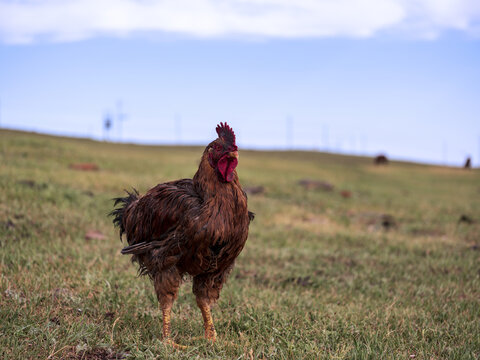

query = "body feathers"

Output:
[[111, 149, 252, 280]]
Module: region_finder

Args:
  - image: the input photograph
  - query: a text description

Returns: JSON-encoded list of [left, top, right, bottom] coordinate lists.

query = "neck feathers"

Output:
[[193, 154, 240, 200]]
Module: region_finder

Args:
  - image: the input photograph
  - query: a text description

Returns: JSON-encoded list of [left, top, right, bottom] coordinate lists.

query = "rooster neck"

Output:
[[193, 154, 246, 212], [190, 153, 249, 262]]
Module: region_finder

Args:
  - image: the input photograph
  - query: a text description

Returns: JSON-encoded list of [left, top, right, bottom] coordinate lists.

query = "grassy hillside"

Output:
[[1, 129, 479, 359]]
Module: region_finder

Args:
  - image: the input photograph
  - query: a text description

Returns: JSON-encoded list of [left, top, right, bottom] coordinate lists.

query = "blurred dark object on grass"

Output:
[[244, 185, 265, 195], [85, 230, 107, 241], [298, 179, 334, 191], [374, 154, 389, 165], [458, 214, 474, 225]]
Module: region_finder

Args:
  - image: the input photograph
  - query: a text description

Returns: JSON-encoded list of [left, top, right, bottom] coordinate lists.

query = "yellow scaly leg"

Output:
[[199, 303, 217, 342], [161, 304, 187, 350]]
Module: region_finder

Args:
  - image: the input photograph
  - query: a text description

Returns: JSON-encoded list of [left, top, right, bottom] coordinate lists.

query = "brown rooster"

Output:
[[111, 123, 253, 347]]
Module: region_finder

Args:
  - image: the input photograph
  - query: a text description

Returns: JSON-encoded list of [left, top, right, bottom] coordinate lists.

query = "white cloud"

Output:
[[0, 0, 479, 44], [394, 0, 480, 38]]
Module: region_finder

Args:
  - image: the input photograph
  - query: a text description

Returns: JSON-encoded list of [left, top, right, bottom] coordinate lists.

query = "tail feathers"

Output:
[[109, 188, 139, 240], [121, 240, 164, 255]]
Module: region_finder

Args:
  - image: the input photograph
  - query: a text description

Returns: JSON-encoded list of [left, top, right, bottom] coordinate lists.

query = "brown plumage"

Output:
[[111, 123, 253, 346]]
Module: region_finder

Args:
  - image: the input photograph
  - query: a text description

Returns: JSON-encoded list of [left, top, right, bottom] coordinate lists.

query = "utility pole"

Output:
[[103, 113, 112, 141]]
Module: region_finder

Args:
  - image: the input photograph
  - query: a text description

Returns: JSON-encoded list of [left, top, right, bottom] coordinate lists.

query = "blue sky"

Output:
[[1, 0, 479, 166]]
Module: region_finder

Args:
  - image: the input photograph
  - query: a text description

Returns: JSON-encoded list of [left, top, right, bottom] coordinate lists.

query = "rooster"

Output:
[[111, 123, 253, 347]]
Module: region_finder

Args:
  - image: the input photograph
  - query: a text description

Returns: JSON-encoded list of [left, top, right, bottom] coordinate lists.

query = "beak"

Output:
[[227, 151, 239, 159]]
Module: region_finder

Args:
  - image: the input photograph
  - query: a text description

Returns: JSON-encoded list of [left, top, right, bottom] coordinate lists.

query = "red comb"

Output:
[[216, 122, 236, 146]]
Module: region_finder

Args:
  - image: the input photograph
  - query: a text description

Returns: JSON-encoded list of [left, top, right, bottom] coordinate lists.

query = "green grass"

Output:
[[1, 129, 479, 359]]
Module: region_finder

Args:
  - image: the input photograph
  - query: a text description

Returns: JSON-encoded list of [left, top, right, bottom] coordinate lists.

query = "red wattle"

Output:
[[217, 155, 238, 182]]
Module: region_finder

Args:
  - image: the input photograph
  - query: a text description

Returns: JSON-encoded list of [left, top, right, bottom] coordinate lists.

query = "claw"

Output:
[[205, 328, 217, 343], [164, 338, 188, 350]]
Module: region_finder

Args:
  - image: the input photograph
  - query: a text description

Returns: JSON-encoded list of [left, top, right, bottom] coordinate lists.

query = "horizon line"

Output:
[[1, 125, 475, 169]]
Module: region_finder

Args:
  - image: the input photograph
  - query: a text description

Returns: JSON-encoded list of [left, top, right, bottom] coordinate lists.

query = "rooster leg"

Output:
[[193, 274, 224, 342], [196, 296, 217, 342], [154, 269, 185, 349], [161, 304, 187, 350], [160, 301, 173, 339]]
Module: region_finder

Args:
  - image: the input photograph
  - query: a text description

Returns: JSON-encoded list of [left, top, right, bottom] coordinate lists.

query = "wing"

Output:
[[121, 178, 202, 254]]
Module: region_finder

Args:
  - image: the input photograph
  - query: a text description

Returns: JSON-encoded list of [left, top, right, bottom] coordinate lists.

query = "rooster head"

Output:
[[207, 122, 239, 183]]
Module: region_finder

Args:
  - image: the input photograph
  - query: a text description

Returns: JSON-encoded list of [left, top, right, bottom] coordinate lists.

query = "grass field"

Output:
[[1, 129, 479, 359]]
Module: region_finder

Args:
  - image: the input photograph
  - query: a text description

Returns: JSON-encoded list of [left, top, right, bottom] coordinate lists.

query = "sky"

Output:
[[0, 0, 479, 166]]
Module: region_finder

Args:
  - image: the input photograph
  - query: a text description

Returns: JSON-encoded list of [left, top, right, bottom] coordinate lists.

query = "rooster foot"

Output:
[[204, 328, 217, 343], [163, 338, 188, 350], [191, 328, 216, 343]]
